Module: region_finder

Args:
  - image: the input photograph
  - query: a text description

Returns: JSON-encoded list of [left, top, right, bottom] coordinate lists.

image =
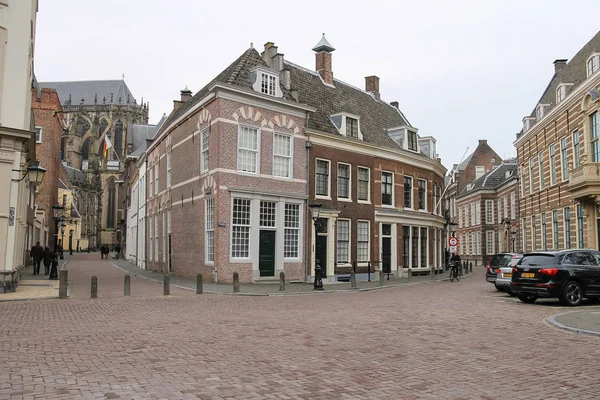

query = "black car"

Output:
[[511, 250, 600, 306], [486, 253, 522, 285]]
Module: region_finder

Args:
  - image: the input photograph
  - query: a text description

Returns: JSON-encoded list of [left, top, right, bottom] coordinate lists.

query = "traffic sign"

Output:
[[448, 237, 458, 247]]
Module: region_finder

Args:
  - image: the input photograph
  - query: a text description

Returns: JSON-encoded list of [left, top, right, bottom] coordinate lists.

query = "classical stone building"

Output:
[[37, 80, 148, 247], [0, 0, 38, 292], [515, 30, 600, 252]]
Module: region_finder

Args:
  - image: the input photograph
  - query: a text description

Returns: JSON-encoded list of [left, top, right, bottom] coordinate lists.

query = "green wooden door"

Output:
[[259, 230, 276, 277]]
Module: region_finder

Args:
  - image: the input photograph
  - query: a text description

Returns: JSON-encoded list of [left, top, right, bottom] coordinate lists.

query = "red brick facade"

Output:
[[31, 88, 62, 246]]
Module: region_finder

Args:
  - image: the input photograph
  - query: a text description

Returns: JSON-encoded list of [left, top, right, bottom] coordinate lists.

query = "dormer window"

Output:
[[261, 73, 277, 96], [407, 131, 417, 152], [536, 104, 548, 121], [523, 117, 536, 133], [251, 67, 282, 98], [556, 85, 565, 103], [587, 53, 599, 77], [346, 117, 358, 138], [329, 113, 363, 140]]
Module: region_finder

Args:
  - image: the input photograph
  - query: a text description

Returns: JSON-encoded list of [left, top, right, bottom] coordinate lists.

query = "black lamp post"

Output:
[[309, 203, 324, 290], [511, 228, 516, 253], [50, 205, 64, 280], [59, 220, 66, 260], [69, 229, 74, 256]]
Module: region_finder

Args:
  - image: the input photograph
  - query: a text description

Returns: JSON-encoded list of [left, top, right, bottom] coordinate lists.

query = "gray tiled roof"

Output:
[[38, 80, 137, 106], [457, 152, 474, 171], [458, 162, 517, 197], [129, 113, 167, 157], [62, 164, 87, 185], [529, 30, 600, 118], [156, 47, 415, 152], [285, 61, 410, 148]]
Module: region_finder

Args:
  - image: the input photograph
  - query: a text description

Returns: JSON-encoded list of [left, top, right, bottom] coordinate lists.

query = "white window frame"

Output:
[[284, 203, 300, 260], [35, 126, 42, 143], [336, 219, 351, 264], [465, 205, 469, 228], [563, 206, 572, 249], [538, 151, 545, 190], [166, 152, 172, 188], [382, 170, 394, 207], [549, 143, 557, 186], [237, 125, 259, 174], [587, 53, 599, 77], [560, 136, 568, 181], [458, 206, 463, 228], [149, 167, 153, 199], [475, 166, 485, 180], [485, 200, 494, 224], [531, 215, 536, 251], [403, 176, 413, 209], [261, 72, 278, 96], [529, 157, 535, 194], [552, 210, 559, 250], [205, 197, 214, 264], [154, 215, 158, 261], [503, 196, 508, 219], [273, 133, 292, 179], [541, 212, 547, 251], [556, 85, 566, 103], [201, 127, 209, 173], [510, 192, 516, 219], [357, 220, 370, 263], [337, 162, 351, 201], [475, 201, 481, 225], [315, 158, 331, 199], [231, 198, 251, 260], [154, 164, 159, 195], [486, 230, 495, 255], [417, 179, 427, 211], [357, 166, 370, 203]]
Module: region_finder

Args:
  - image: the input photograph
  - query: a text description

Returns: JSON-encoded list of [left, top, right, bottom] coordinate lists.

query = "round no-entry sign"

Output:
[[448, 237, 458, 247]]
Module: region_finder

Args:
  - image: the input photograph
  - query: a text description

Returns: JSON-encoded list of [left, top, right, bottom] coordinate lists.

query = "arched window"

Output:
[[81, 137, 90, 160], [76, 118, 90, 137], [97, 119, 111, 159], [113, 120, 123, 158], [107, 178, 116, 228]]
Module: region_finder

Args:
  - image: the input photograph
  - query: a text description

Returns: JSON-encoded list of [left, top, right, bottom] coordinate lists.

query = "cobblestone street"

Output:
[[1, 254, 599, 399]]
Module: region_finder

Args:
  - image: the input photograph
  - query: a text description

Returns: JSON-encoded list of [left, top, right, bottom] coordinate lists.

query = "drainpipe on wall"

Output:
[[304, 113, 311, 282]]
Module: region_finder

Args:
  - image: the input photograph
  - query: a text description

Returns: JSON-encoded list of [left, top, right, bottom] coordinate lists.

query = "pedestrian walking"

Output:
[[115, 244, 121, 260], [43, 246, 53, 275], [31, 241, 44, 275]]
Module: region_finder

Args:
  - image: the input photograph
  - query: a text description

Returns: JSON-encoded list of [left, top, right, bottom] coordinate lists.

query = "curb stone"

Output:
[[546, 312, 600, 338], [109, 261, 474, 297]]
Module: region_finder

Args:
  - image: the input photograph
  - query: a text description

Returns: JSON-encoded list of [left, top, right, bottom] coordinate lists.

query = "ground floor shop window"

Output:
[[402, 226, 410, 267], [420, 227, 427, 268], [411, 227, 419, 267]]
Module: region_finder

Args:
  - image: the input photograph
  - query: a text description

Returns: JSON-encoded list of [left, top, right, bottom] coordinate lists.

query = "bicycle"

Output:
[[449, 261, 461, 282]]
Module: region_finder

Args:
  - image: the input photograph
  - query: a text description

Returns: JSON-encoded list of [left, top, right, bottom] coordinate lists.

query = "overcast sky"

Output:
[[35, 0, 600, 171]]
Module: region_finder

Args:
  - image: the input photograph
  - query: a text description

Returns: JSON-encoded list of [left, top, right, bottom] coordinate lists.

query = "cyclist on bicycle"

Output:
[[450, 252, 462, 275]]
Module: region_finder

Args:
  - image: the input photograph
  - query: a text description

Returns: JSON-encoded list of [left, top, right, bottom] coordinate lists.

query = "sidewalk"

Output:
[[547, 309, 600, 337], [0, 256, 68, 301], [110, 258, 475, 296]]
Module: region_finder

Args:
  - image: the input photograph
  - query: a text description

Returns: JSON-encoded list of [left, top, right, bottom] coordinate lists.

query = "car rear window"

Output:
[[491, 254, 512, 267], [519, 254, 555, 266]]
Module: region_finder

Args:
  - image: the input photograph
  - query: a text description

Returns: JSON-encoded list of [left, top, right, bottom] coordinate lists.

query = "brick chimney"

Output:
[[312, 34, 335, 85], [365, 76, 380, 100], [554, 59, 568, 74], [180, 87, 192, 102]]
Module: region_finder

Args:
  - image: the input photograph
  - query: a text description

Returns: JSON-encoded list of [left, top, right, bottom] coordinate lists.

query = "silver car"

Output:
[[494, 254, 523, 295]]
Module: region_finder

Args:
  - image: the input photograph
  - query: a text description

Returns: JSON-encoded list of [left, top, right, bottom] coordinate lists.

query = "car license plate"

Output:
[[504, 273, 512, 278], [521, 272, 535, 278]]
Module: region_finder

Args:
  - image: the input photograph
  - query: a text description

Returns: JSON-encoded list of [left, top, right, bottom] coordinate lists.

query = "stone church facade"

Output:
[[38, 80, 148, 247]]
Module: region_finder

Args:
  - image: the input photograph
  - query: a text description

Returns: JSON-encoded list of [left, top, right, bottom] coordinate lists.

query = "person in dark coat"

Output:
[[42, 246, 53, 275], [31, 241, 44, 275]]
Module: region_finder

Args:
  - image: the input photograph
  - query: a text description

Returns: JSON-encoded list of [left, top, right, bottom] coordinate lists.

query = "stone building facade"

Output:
[[515, 31, 600, 252], [37, 80, 148, 248]]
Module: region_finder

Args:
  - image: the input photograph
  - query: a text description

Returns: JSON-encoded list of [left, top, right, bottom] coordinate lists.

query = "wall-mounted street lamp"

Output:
[[308, 203, 323, 291], [12, 160, 46, 184]]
